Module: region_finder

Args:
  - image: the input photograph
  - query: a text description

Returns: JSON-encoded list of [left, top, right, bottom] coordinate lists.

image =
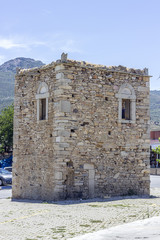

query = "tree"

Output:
[[0, 104, 14, 153], [152, 138, 160, 163]]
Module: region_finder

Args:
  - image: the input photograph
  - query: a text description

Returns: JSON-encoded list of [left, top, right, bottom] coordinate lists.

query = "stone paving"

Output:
[[0, 188, 160, 240]]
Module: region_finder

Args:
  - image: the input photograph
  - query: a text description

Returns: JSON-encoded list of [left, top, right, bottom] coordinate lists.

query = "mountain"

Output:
[[150, 90, 160, 129], [0, 57, 45, 112], [0, 57, 44, 73]]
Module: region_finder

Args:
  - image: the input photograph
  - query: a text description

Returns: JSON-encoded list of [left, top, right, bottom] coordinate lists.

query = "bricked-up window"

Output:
[[36, 82, 49, 121], [122, 99, 131, 120], [116, 83, 136, 123]]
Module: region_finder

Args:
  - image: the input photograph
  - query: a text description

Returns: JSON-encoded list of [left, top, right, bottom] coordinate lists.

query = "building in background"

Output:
[[150, 129, 160, 169]]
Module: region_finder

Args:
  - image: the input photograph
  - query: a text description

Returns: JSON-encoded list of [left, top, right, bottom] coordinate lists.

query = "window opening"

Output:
[[116, 83, 136, 123], [40, 99, 46, 120], [122, 99, 131, 120], [36, 82, 49, 121]]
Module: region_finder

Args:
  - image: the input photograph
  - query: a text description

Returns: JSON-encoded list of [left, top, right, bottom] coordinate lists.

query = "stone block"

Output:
[[57, 79, 71, 86], [59, 85, 72, 90], [138, 86, 148, 92], [58, 130, 70, 137], [121, 151, 128, 157], [55, 65, 65, 71], [89, 169, 95, 179], [59, 100, 71, 113], [84, 164, 94, 170], [54, 89, 64, 96], [114, 173, 120, 179], [59, 143, 70, 148], [56, 136, 64, 142], [55, 172, 63, 180], [56, 72, 64, 80], [67, 74, 74, 79], [157, 169, 160, 175], [77, 142, 84, 146]]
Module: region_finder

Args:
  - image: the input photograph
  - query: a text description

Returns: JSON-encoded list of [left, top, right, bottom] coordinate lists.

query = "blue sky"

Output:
[[0, 0, 160, 89]]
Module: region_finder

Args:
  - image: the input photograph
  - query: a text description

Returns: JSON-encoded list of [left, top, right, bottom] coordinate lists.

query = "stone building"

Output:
[[12, 54, 151, 201]]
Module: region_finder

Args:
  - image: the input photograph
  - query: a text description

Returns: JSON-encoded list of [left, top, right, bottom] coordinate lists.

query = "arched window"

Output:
[[116, 83, 136, 123], [36, 82, 49, 121]]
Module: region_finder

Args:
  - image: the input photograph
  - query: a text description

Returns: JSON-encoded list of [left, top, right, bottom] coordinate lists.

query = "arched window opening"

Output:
[[36, 82, 49, 121], [116, 83, 136, 124], [122, 99, 130, 120], [39, 98, 46, 120]]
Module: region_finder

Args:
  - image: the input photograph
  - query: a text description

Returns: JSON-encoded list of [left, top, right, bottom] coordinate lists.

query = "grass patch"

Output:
[[88, 204, 101, 208], [80, 224, 90, 228], [89, 204, 131, 208], [51, 226, 66, 233], [26, 238, 38, 240], [69, 233, 75, 236], [90, 220, 103, 223], [106, 204, 131, 208]]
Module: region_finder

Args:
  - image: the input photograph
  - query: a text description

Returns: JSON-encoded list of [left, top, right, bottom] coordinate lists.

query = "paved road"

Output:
[[0, 175, 160, 199], [150, 175, 160, 188], [0, 186, 12, 199]]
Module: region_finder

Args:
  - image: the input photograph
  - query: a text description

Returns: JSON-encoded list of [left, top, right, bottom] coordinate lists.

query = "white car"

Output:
[[0, 168, 12, 186]]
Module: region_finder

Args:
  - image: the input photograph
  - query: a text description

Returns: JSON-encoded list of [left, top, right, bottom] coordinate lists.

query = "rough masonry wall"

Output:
[[13, 58, 150, 201], [54, 61, 150, 199], [13, 66, 57, 200]]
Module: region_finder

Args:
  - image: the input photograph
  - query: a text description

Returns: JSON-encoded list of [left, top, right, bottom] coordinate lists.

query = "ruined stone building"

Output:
[[12, 54, 151, 201]]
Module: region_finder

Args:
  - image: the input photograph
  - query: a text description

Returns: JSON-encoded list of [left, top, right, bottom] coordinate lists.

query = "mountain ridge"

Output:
[[0, 57, 45, 112], [0, 57, 44, 73]]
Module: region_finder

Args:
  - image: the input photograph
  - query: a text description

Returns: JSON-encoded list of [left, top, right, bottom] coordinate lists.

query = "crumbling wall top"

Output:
[[16, 53, 150, 77]]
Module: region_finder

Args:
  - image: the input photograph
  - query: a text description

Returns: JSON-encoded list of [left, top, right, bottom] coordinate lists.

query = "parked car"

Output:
[[0, 168, 12, 186], [0, 155, 12, 169], [4, 167, 12, 173]]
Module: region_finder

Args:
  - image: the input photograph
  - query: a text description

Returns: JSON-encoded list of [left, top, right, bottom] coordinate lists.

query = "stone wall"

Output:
[[150, 168, 160, 175], [12, 55, 151, 201]]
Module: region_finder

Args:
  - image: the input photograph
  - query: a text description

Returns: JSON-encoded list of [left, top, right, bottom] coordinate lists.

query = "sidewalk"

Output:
[[69, 216, 160, 240]]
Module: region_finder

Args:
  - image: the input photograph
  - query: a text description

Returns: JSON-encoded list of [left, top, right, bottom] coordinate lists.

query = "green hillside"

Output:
[[150, 90, 160, 125]]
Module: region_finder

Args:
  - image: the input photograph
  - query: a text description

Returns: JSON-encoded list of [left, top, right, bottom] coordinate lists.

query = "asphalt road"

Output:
[[150, 175, 160, 188], [0, 186, 12, 199], [0, 175, 160, 199]]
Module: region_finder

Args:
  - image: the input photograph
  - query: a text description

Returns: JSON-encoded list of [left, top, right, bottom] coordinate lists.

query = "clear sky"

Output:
[[0, 0, 160, 89]]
